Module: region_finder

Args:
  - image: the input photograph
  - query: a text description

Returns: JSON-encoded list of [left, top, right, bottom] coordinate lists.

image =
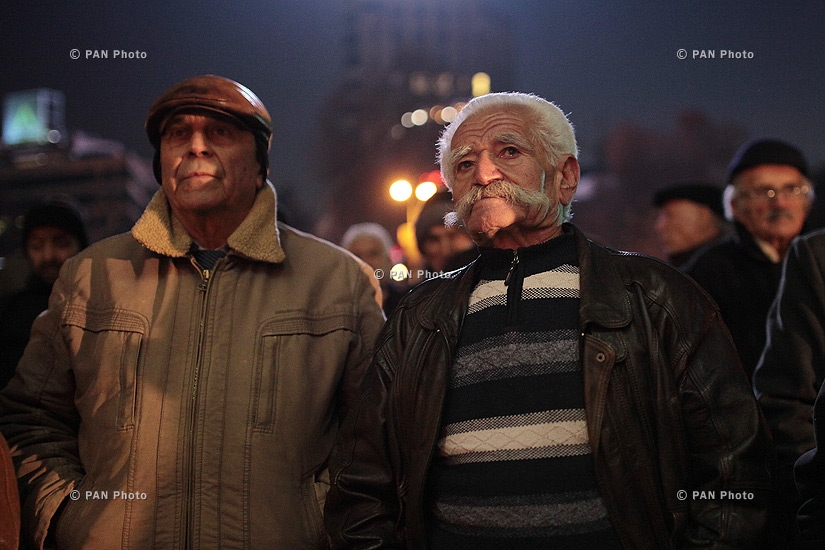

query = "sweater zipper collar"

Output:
[[504, 249, 522, 325]]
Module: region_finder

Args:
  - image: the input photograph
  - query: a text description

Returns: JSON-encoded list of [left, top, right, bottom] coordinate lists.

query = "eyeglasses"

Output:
[[739, 184, 811, 201]]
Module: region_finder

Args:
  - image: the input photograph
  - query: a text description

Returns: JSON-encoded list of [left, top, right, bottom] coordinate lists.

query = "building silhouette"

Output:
[[0, 91, 156, 294], [315, 0, 515, 242]]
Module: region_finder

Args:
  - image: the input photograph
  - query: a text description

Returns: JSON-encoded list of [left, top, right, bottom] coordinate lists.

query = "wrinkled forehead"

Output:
[[450, 106, 534, 149]]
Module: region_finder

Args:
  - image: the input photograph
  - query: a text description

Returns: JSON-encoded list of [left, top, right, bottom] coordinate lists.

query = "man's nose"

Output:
[[41, 242, 59, 262], [474, 152, 501, 185], [187, 131, 211, 156]]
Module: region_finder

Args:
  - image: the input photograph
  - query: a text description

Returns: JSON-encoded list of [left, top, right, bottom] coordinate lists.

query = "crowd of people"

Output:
[[0, 75, 823, 549]]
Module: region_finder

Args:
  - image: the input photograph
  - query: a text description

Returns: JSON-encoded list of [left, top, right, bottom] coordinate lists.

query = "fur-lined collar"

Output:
[[131, 180, 285, 263]]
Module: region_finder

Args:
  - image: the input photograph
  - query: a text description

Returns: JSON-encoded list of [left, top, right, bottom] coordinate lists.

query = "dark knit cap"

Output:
[[727, 138, 808, 183], [415, 190, 454, 248], [23, 200, 89, 249], [653, 183, 725, 218]]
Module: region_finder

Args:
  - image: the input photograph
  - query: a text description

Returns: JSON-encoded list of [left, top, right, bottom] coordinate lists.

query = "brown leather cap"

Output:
[[145, 75, 272, 181], [146, 74, 272, 146]]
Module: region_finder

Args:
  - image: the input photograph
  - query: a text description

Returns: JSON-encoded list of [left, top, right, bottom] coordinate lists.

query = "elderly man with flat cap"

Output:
[[0, 75, 385, 549], [686, 138, 814, 381], [651, 182, 729, 269]]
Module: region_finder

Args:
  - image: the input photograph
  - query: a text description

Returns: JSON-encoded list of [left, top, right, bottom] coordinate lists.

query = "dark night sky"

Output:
[[2, 0, 824, 221]]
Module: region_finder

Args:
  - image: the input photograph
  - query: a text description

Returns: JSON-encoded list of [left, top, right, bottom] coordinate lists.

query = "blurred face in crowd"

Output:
[[419, 225, 475, 272], [160, 113, 262, 227], [654, 199, 721, 256], [25, 226, 83, 285], [731, 164, 811, 246], [448, 107, 578, 249], [347, 235, 390, 272]]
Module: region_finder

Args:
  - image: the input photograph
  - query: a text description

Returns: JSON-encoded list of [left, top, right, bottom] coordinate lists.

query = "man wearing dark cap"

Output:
[[0, 75, 384, 549], [0, 199, 88, 389], [686, 138, 813, 381], [415, 189, 477, 274], [652, 182, 729, 269]]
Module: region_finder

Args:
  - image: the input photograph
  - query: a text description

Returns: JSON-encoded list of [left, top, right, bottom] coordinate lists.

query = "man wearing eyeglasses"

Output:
[[686, 138, 813, 383]]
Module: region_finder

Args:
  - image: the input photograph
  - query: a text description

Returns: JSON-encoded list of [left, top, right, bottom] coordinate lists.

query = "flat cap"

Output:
[[727, 138, 808, 183], [653, 183, 725, 218], [145, 74, 272, 149]]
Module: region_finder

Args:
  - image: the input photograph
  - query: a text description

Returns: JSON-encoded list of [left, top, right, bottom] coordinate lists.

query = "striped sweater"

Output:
[[427, 228, 621, 549]]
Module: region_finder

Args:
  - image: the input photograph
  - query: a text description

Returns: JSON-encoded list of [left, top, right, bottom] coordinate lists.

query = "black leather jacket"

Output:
[[326, 224, 773, 549]]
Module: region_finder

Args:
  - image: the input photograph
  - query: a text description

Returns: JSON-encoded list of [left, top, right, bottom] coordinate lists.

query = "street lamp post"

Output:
[[389, 175, 439, 275]]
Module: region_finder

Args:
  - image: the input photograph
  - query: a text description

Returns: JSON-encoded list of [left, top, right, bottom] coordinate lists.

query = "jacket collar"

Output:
[[131, 180, 286, 263], [410, 223, 633, 332], [731, 221, 779, 263], [572, 224, 633, 330]]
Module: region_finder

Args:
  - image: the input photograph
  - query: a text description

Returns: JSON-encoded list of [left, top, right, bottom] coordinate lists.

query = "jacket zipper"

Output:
[[504, 250, 522, 325], [185, 261, 218, 550]]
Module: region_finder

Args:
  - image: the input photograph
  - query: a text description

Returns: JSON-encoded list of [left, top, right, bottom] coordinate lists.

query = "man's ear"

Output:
[[558, 155, 580, 205]]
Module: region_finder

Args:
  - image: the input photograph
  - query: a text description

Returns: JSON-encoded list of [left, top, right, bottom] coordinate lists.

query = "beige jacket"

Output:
[[0, 182, 385, 549]]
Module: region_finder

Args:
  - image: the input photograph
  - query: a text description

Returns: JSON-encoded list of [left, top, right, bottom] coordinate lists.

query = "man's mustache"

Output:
[[766, 209, 796, 222], [449, 180, 552, 226]]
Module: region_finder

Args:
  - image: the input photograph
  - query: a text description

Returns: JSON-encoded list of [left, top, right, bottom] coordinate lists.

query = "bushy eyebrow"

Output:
[[495, 132, 534, 153], [449, 144, 473, 166]]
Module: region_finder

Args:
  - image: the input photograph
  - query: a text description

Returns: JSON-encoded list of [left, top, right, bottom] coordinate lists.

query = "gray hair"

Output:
[[437, 92, 578, 223], [340, 222, 394, 252]]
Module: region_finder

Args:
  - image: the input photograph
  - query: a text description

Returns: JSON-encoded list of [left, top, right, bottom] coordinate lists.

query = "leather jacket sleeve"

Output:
[[671, 307, 774, 547], [580, 242, 774, 548], [795, 378, 825, 540], [325, 324, 404, 549], [753, 234, 825, 476]]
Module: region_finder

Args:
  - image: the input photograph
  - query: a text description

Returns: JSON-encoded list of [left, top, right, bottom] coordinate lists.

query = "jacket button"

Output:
[[595, 352, 607, 362]]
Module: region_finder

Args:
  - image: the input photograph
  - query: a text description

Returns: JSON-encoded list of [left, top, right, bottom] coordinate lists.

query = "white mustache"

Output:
[[450, 180, 552, 227]]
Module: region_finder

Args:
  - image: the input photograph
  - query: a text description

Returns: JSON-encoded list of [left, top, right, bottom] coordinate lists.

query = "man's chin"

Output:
[[35, 268, 61, 285]]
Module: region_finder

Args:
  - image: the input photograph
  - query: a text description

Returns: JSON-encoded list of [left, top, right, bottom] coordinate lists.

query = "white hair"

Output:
[[436, 92, 578, 223], [340, 222, 394, 252]]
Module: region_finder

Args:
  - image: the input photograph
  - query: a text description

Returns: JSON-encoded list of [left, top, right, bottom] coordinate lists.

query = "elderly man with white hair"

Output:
[[324, 92, 773, 549], [341, 222, 406, 314]]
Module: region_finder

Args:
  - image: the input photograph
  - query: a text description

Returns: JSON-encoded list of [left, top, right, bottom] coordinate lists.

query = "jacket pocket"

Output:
[[62, 305, 148, 430], [251, 311, 356, 433]]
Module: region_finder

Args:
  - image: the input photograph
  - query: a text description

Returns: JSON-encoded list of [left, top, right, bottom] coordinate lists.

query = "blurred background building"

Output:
[[314, 0, 515, 245], [0, 87, 156, 293], [1, 0, 824, 286]]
